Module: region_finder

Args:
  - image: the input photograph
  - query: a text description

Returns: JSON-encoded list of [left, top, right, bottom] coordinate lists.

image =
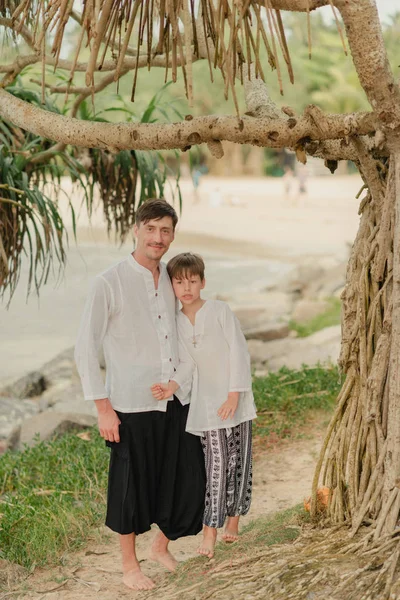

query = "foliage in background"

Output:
[[0, 80, 184, 302], [0, 366, 339, 570]]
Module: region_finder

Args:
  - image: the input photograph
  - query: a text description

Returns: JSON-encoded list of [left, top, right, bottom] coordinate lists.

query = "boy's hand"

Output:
[[151, 380, 179, 401], [217, 392, 239, 420]]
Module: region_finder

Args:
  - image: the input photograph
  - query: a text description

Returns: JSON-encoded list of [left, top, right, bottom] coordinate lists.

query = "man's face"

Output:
[[134, 217, 175, 261], [172, 274, 205, 306]]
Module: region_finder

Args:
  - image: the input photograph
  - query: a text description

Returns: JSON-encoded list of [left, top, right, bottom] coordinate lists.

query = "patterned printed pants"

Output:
[[201, 420, 253, 528]]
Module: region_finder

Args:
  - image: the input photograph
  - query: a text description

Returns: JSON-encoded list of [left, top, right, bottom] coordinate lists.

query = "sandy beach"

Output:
[[0, 173, 362, 387]]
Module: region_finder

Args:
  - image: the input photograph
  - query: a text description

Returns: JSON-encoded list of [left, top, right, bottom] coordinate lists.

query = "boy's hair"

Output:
[[135, 198, 178, 229], [167, 252, 205, 280]]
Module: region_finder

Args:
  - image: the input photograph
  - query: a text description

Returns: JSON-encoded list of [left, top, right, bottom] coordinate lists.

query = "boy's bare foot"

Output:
[[122, 568, 155, 590], [222, 516, 240, 543], [197, 525, 217, 558], [150, 531, 178, 572]]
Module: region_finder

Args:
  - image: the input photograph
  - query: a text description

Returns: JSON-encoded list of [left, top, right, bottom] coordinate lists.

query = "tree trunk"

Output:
[[312, 151, 400, 536]]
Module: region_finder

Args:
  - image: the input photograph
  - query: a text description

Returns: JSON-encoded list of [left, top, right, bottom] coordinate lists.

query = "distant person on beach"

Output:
[[75, 200, 205, 591], [151, 252, 257, 559], [282, 165, 294, 199], [295, 164, 308, 203]]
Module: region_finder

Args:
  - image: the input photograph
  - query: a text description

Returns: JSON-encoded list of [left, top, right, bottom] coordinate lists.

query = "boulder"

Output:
[[291, 299, 330, 324], [0, 397, 40, 440], [248, 325, 341, 371], [305, 262, 346, 300], [18, 411, 97, 448], [244, 322, 290, 342], [38, 380, 80, 411], [40, 347, 75, 382], [0, 371, 47, 399]]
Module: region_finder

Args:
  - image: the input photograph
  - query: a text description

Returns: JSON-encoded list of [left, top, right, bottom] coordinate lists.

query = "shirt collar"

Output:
[[128, 254, 166, 279]]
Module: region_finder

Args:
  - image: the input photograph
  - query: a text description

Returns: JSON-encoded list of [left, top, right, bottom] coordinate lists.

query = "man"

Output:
[[74, 199, 206, 591]]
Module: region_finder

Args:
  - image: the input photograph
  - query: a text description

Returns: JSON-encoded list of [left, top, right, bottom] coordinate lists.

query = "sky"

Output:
[[319, 0, 399, 24]]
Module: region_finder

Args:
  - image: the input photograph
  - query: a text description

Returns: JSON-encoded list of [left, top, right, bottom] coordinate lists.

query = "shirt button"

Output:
[[158, 315, 161, 319], [169, 358, 172, 362], [155, 293, 158, 297], [165, 335, 168, 339]]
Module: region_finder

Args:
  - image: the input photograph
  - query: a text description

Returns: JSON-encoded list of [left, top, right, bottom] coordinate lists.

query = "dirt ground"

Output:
[[13, 415, 327, 600]]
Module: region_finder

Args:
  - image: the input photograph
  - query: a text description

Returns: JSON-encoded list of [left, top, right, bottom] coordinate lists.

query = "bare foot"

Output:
[[149, 548, 178, 572], [197, 526, 217, 558], [122, 568, 155, 590], [222, 516, 239, 543]]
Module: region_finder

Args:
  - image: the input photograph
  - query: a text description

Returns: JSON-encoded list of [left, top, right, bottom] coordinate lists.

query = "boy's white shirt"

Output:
[[74, 255, 193, 413], [177, 299, 257, 436]]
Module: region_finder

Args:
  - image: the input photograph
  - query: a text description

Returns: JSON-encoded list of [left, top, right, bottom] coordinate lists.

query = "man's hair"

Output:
[[135, 198, 178, 229], [167, 252, 205, 281]]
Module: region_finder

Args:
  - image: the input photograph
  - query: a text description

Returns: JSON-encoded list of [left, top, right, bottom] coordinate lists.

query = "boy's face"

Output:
[[134, 217, 175, 262], [172, 273, 205, 306]]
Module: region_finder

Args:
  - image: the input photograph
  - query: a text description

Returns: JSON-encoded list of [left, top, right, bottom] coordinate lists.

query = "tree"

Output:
[[1, 0, 400, 595]]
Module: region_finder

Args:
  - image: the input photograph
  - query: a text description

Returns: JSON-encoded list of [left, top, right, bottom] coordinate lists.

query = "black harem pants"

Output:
[[105, 396, 206, 540]]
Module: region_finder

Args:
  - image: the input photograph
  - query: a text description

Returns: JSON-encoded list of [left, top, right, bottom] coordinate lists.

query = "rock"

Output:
[[0, 371, 47, 399], [305, 262, 346, 300], [248, 325, 341, 371], [51, 398, 98, 417], [272, 264, 326, 296], [38, 380, 79, 410], [40, 347, 75, 381], [254, 368, 269, 378], [307, 324, 341, 344], [0, 397, 40, 440], [18, 411, 97, 448], [245, 323, 290, 342], [7, 424, 21, 451], [291, 299, 330, 324], [233, 292, 293, 335]]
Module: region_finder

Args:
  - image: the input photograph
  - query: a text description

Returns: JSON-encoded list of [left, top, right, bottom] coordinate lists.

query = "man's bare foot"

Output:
[[150, 531, 178, 572], [222, 516, 240, 543], [197, 525, 217, 558], [149, 548, 178, 572], [122, 568, 155, 590]]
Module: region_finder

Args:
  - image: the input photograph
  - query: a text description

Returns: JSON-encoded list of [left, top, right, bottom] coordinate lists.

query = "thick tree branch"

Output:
[[0, 88, 376, 156], [267, 0, 328, 9], [336, 0, 400, 142]]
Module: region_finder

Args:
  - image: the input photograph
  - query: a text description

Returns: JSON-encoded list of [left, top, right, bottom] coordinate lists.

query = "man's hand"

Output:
[[94, 398, 121, 442], [217, 392, 239, 420], [151, 380, 179, 401]]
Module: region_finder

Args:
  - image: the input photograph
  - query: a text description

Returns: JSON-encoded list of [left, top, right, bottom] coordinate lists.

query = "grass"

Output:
[[0, 365, 340, 570], [0, 429, 109, 569], [252, 364, 341, 441], [288, 297, 342, 338]]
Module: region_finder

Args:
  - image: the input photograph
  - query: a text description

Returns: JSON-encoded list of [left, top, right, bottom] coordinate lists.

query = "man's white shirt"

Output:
[[75, 255, 193, 412]]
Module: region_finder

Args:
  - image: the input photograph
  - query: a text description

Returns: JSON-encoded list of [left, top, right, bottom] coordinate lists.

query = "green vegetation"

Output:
[[0, 430, 109, 569], [0, 366, 339, 570], [253, 364, 340, 440], [288, 297, 342, 338]]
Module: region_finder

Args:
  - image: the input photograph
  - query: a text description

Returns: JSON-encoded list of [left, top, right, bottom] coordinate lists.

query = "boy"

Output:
[[151, 252, 257, 558]]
